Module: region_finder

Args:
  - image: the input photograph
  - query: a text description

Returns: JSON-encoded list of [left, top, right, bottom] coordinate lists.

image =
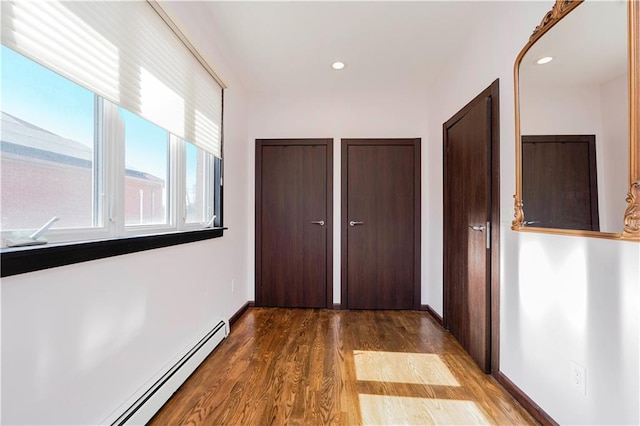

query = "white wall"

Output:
[[600, 74, 629, 232], [0, 4, 251, 424], [425, 1, 639, 424], [248, 88, 430, 304], [520, 85, 603, 136]]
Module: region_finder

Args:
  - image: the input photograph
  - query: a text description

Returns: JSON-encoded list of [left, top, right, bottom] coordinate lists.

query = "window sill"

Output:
[[0, 227, 226, 278]]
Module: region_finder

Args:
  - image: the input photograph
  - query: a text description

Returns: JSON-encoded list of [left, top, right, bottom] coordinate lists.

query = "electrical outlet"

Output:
[[571, 361, 586, 395]]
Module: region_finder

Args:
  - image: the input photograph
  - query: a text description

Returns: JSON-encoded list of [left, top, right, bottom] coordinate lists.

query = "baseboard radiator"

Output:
[[108, 319, 230, 425]]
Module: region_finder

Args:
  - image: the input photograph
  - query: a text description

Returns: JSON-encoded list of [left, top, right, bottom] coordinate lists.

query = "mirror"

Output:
[[513, 0, 640, 240]]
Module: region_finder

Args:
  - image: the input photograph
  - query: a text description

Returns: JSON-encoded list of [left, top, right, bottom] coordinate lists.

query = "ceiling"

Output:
[[162, 1, 497, 95]]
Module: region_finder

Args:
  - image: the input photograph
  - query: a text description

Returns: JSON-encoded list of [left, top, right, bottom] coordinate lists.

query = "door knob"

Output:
[[311, 220, 325, 226], [349, 221, 364, 227], [468, 225, 485, 231]]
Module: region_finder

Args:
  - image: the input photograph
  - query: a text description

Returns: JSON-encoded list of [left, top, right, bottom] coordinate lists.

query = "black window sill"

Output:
[[1, 227, 226, 278]]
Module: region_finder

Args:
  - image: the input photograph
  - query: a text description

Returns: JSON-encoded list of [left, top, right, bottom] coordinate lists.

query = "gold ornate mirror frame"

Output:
[[512, 0, 640, 241]]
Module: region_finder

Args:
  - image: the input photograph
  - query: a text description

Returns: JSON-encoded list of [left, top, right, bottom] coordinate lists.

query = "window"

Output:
[[0, 0, 225, 263], [120, 108, 170, 227], [1, 47, 223, 247], [184, 141, 218, 226], [1, 46, 98, 232]]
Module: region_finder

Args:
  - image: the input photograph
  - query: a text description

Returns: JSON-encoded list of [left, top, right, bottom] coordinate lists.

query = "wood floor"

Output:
[[150, 308, 536, 425]]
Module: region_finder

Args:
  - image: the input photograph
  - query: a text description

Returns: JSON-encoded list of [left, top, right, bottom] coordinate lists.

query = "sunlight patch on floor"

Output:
[[353, 350, 460, 386], [359, 394, 489, 425]]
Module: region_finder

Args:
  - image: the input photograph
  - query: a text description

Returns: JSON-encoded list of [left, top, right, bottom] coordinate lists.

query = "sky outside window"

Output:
[[1, 46, 94, 147], [119, 107, 168, 180]]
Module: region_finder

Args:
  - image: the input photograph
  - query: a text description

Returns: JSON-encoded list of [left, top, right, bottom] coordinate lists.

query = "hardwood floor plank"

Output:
[[149, 308, 536, 426]]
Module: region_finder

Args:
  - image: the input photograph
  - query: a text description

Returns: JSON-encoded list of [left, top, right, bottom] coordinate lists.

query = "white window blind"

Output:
[[1, 0, 224, 158]]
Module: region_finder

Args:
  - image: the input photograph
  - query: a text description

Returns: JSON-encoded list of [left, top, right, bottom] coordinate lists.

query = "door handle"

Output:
[[310, 220, 325, 226], [469, 222, 491, 249], [349, 221, 364, 227]]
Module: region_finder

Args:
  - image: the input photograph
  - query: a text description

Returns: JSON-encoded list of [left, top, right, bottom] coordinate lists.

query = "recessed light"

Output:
[[536, 56, 553, 65], [332, 61, 345, 70]]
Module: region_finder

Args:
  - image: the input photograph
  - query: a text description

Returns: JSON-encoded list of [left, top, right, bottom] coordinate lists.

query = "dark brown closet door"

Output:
[[256, 139, 332, 308], [444, 96, 492, 373], [341, 139, 421, 310]]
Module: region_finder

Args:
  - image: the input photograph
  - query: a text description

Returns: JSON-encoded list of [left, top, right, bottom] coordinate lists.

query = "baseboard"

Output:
[[103, 320, 229, 426], [333, 303, 341, 310], [421, 304, 443, 326], [497, 371, 558, 426], [229, 301, 252, 327]]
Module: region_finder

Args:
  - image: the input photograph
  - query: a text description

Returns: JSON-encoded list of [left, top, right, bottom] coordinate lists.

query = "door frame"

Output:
[[443, 79, 500, 375], [341, 138, 421, 310], [255, 138, 334, 308]]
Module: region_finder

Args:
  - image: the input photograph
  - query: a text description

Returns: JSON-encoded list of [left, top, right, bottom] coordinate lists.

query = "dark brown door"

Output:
[[522, 135, 599, 231], [341, 139, 421, 310], [444, 81, 499, 374], [256, 139, 332, 308]]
